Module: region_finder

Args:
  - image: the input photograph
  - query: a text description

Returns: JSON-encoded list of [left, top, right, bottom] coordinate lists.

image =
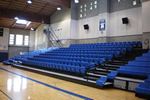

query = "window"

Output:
[[94, 1, 97, 5], [16, 34, 23, 46], [9, 34, 29, 46], [9, 34, 15, 45], [80, 14, 82, 18], [80, 4, 87, 18], [84, 4, 87, 11], [94, 5, 97, 9], [80, 5, 83, 18], [94, 1, 97, 9], [84, 7, 87, 12], [24, 35, 29, 46], [84, 13, 86, 17], [90, 6, 93, 10], [90, 2, 93, 10]]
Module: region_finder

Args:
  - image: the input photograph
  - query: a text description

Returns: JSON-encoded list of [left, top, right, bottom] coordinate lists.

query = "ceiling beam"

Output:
[[40, 0, 70, 8], [11, 21, 16, 28], [7, 0, 14, 9], [38, 3, 49, 14], [0, 7, 50, 24], [0, 25, 32, 30]]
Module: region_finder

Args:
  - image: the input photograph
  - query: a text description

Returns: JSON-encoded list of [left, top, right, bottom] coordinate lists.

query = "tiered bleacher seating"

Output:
[[118, 51, 150, 78], [5, 41, 140, 75]]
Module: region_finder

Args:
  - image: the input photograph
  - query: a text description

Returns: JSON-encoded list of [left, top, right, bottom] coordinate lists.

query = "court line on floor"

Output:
[[0, 89, 13, 100], [0, 67, 93, 100]]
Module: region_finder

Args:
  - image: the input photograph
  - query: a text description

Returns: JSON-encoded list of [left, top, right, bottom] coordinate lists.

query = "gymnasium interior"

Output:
[[0, 0, 150, 100]]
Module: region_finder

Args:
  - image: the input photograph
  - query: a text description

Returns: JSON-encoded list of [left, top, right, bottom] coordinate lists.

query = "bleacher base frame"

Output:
[[10, 64, 144, 92], [12, 64, 100, 88], [113, 78, 144, 92]]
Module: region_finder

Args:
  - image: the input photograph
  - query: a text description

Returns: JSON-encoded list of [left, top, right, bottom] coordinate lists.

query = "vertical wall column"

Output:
[[0, 28, 9, 51], [70, 0, 78, 40], [35, 24, 49, 50], [142, 0, 150, 49], [99, 0, 110, 37], [29, 30, 36, 51]]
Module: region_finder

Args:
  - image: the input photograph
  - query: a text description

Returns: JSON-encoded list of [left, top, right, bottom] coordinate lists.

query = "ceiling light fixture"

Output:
[[30, 28, 34, 31], [26, 21, 31, 27], [75, 0, 79, 4], [133, 0, 137, 6], [14, 17, 19, 20], [57, 7, 62, 11], [14, 17, 31, 25], [27, 0, 32, 4], [16, 19, 28, 25]]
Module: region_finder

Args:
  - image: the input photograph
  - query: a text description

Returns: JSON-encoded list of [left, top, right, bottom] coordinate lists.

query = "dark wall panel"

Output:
[[71, 0, 141, 20], [109, 0, 141, 13]]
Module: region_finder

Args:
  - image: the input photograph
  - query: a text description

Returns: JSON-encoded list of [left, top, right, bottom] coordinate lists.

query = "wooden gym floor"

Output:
[[0, 64, 144, 100]]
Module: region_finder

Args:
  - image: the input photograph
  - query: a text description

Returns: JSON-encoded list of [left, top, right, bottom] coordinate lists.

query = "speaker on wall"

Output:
[[83, 24, 89, 30], [122, 17, 129, 24]]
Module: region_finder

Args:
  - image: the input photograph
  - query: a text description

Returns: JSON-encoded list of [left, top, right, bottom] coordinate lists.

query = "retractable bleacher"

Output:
[[4, 41, 148, 98]]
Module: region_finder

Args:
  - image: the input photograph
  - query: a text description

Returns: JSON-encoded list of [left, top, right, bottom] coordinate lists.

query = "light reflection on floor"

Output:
[[0, 68, 83, 100], [7, 77, 27, 93]]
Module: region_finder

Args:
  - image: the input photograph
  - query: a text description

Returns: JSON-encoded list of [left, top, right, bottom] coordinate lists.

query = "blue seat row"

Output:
[[34, 55, 105, 64], [70, 41, 141, 47], [28, 57, 94, 67], [40, 53, 113, 60], [42, 53, 113, 57], [46, 51, 120, 56], [21, 59, 90, 74], [55, 48, 126, 50], [118, 67, 150, 76], [136, 57, 150, 62], [128, 61, 150, 67], [47, 51, 120, 54]]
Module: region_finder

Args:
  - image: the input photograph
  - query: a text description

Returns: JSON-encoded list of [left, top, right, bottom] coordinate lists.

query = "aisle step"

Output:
[[84, 76, 99, 81], [87, 72, 105, 78], [95, 68, 111, 72], [101, 67, 118, 70], [103, 64, 120, 68], [93, 71, 108, 75]]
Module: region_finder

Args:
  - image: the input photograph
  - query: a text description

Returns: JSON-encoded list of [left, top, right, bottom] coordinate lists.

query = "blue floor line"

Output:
[[0, 89, 13, 100], [0, 67, 93, 100]]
